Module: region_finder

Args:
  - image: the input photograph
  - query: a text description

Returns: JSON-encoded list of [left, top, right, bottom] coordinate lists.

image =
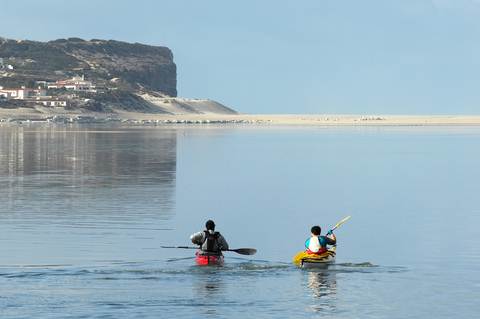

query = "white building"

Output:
[[47, 75, 96, 92], [31, 99, 67, 107], [0, 86, 47, 99]]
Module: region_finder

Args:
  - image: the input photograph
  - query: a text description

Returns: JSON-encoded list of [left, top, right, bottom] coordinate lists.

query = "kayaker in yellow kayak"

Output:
[[190, 220, 229, 253], [305, 226, 336, 255], [293, 217, 349, 267]]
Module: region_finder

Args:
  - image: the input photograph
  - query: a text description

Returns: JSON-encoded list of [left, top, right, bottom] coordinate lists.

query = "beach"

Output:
[[2, 107, 480, 126], [118, 113, 480, 126]]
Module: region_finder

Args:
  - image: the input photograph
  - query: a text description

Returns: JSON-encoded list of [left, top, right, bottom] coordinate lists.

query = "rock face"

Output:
[[0, 37, 177, 96], [0, 37, 237, 115]]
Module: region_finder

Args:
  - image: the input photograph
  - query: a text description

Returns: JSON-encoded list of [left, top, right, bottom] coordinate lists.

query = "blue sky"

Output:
[[1, 0, 480, 114]]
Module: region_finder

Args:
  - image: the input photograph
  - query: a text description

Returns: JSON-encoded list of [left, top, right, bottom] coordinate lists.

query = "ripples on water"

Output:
[[1, 125, 480, 318], [0, 259, 403, 318]]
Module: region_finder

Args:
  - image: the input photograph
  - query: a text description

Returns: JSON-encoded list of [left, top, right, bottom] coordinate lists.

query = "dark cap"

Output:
[[205, 220, 215, 230], [311, 225, 321, 235]]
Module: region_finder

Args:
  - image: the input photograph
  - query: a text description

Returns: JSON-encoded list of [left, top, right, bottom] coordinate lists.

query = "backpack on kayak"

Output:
[[202, 230, 222, 253]]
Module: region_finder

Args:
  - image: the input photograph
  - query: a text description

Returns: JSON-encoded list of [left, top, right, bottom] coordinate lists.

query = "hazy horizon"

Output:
[[1, 0, 480, 114]]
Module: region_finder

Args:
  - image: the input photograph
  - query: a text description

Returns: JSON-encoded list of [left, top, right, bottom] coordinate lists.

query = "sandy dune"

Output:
[[138, 94, 237, 115]]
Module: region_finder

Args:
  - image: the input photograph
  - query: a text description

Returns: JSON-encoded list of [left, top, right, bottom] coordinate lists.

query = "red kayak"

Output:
[[195, 251, 224, 266]]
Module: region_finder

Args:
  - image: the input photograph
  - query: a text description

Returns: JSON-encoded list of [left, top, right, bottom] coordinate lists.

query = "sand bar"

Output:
[[2, 108, 480, 126]]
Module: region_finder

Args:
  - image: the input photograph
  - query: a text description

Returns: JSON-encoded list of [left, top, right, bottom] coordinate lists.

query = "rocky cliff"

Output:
[[0, 37, 237, 115], [0, 37, 177, 96]]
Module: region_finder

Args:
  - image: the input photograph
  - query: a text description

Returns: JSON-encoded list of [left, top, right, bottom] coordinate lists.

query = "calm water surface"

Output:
[[0, 125, 479, 318]]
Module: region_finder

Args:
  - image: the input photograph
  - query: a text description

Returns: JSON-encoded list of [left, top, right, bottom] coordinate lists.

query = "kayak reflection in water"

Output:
[[307, 270, 337, 299], [305, 225, 336, 255], [190, 220, 229, 265], [307, 270, 337, 313]]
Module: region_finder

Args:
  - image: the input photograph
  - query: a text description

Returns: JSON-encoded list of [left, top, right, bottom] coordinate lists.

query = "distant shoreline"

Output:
[[2, 108, 480, 126]]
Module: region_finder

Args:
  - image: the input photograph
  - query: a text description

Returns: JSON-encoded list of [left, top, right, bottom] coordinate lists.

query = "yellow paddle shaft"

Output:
[[331, 215, 351, 232]]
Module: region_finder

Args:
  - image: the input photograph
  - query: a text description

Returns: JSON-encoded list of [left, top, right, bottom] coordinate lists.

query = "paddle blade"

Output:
[[230, 248, 257, 255], [332, 215, 351, 231]]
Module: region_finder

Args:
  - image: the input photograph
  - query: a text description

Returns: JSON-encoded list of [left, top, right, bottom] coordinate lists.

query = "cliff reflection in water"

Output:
[[0, 126, 177, 215]]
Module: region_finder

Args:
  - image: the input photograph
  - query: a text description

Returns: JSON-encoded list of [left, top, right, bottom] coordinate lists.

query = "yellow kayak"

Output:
[[292, 247, 336, 268]]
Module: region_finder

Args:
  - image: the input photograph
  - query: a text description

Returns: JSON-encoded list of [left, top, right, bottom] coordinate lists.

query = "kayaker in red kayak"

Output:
[[190, 220, 229, 265], [305, 225, 336, 255]]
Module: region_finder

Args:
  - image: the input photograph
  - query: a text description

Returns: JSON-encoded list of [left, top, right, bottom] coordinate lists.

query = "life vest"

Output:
[[305, 236, 328, 255], [306, 247, 327, 255], [202, 230, 221, 253]]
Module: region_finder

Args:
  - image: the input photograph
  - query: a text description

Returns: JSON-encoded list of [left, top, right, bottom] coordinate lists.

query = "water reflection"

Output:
[[192, 269, 225, 316], [306, 270, 337, 312], [0, 126, 177, 213], [194, 271, 224, 296]]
